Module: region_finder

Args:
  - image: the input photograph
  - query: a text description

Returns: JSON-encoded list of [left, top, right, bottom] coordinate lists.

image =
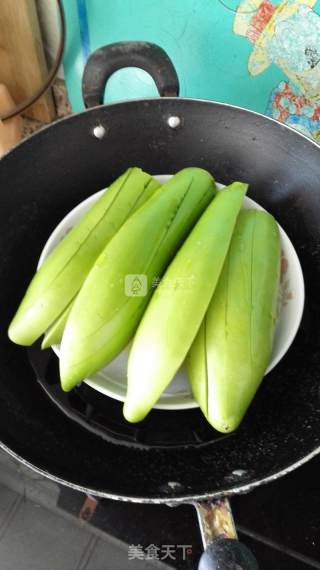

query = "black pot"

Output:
[[1, 42, 320, 569]]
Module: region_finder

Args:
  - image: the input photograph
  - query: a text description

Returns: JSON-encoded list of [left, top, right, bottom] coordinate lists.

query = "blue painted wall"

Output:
[[61, 0, 320, 140]]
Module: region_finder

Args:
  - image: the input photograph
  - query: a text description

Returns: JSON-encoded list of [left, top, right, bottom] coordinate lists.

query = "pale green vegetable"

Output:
[[9, 168, 160, 346], [187, 209, 280, 433], [41, 301, 73, 349], [60, 168, 216, 391], [124, 182, 247, 423]]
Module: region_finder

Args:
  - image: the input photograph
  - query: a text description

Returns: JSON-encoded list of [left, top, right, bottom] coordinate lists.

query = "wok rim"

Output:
[[1, 96, 320, 503], [1, 439, 319, 503], [3, 96, 320, 159]]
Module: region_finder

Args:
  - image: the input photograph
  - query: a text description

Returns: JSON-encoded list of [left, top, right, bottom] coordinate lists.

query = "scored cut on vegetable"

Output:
[[8, 167, 160, 346], [187, 209, 281, 433], [41, 300, 74, 350], [60, 167, 217, 392], [124, 181, 248, 423]]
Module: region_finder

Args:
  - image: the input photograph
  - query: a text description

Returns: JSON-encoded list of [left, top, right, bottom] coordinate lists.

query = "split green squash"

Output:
[[60, 167, 216, 391], [124, 182, 247, 422], [187, 209, 280, 433], [9, 167, 159, 346]]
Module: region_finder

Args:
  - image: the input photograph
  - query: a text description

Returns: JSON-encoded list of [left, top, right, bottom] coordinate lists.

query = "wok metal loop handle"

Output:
[[195, 499, 259, 570], [82, 41, 180, 108]]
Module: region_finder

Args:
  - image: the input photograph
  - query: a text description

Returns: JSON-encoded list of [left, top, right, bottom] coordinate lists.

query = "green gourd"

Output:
[[9, 168, 159, 346], [187, 209, 280, 433], [60, 168, 216, 392], [124, 182, 247, 423]]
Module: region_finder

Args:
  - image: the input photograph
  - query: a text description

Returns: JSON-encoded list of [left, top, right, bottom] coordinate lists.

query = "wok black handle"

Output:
[[82, 41, 179, 108], [198, 538, 259, 570]]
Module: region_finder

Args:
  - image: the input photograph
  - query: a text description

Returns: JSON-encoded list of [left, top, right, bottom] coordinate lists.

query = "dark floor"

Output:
[[0, 447, 319, 569]]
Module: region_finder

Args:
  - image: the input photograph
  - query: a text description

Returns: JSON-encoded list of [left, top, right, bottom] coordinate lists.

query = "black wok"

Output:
[[1, 42, 320, 569]]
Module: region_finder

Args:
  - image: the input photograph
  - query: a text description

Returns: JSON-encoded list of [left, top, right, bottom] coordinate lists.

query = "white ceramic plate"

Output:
[[38, 175, 305, 410]]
